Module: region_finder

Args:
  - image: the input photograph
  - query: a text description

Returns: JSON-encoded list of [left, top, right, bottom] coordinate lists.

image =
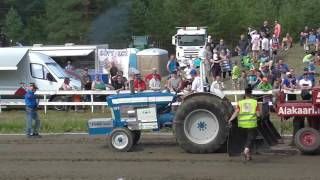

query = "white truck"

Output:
[[172, 27, 207, 66]]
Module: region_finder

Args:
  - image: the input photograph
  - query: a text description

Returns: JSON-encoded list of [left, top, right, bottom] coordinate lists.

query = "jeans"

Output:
[[26, 107, 40, 136]]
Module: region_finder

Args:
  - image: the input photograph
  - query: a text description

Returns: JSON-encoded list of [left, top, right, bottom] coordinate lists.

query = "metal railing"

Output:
[[0, 89, 297, 114]]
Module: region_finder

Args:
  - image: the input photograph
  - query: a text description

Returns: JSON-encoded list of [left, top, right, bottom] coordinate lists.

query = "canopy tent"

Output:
[[0, 48, 29, 70]]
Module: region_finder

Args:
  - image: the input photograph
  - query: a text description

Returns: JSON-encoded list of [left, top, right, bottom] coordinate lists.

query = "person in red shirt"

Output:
[[145, 68, 161, 82], [134, 74, 146, 91], [274, 20, 281, 39]]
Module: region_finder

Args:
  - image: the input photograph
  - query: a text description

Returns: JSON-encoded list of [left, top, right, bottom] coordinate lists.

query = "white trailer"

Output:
[[172, 27, 207, 66], [0, 47, 80, 91]]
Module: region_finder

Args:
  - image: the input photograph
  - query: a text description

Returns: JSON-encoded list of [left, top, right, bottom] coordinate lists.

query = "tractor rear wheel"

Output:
[[294, 127, 320, 155], [174, 94, 231, 153]]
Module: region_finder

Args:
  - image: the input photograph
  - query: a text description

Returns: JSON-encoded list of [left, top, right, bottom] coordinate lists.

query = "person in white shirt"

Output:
[[190, 69, 203, 93], [149, 73, 161, 90], [210, 76, 225, 99], [184, 64, 192, 80], [298, 72, 313, 100], [261, 33, 269, 51], [250, 30, 261, 62]]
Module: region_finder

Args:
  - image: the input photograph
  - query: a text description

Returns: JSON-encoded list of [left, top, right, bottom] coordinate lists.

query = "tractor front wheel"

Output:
[[108, 128, 134, 152]]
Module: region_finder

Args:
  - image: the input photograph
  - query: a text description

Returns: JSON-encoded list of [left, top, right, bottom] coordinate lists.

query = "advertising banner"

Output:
[[97, 48, 130, 78]]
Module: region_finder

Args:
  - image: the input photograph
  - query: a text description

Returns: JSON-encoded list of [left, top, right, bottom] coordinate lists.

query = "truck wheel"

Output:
[[174, 94, 230, 153], [294, 127, 320, 155], [108, 128, 134, 152], [132, 130, 141, 145], [51, 96, 65, 111]]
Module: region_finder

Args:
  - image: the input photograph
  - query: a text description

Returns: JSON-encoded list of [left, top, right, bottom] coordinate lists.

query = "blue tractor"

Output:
[[88, 91, 234, 153]]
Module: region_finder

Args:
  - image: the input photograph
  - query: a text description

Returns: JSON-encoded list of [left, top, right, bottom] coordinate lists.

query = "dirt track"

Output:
[[0, 133, 319, 180]]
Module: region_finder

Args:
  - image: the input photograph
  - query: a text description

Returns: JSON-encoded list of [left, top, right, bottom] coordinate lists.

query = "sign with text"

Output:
[[97, 48, 130, 78]]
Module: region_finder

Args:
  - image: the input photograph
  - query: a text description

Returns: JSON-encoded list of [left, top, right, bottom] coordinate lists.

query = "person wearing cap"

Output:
[[24, 83, 41, 138], [228, 86, 260, 160], [134, 74, 146, 91], [190, 69, 203, 93]]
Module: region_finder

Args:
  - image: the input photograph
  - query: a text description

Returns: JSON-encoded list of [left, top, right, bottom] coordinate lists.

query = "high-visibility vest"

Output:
[[238, 98, 258, 128]]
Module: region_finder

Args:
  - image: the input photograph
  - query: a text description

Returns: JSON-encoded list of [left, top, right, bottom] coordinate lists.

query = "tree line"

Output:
[[0, 0, 319, 49]]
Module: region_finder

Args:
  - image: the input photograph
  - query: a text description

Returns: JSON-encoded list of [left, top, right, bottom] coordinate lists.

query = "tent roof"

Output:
[[0, 48, 29, 70]]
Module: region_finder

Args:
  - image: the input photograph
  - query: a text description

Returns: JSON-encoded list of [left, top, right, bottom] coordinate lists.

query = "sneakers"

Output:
[[26, 133, 42, 138]]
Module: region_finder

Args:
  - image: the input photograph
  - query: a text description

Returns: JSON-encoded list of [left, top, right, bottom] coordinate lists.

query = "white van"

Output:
[[0, 47, 81, 91]]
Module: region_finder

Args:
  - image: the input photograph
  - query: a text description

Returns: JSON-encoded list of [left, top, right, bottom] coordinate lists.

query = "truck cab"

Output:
[[172, 27, 207, 67]]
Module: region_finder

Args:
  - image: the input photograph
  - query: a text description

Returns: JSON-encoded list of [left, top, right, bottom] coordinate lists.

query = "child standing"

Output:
[[231, 61, 241, 89]]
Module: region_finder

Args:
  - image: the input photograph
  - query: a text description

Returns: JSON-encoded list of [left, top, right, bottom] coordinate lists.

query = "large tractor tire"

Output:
[[294, 127, 320, 155], [174, 93, 231, 153], [51, 96, 65, 111]]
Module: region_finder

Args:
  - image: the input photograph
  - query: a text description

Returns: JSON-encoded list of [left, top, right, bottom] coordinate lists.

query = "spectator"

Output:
[[214, 39, 227, 53], [207, 35, 215, 51], [282, 71, 298, 94], [166, 70, 182, 92], [184, 64, 192, 80], [237, 70, 248, 90], [190, 69, 204, 93], [193, 56, 202, 69], [278, 59, 289, 78], [316, 28, 320, 51], [260, 20, 271, 38], [273, 77, 282, 89], [210, 75, 225, 99], [60, 78, 73, 90], [300, 26, 309, 46], [235, 34, 250, 57], [220, 50, 232, 79], [247, 69, 258, 87], [149, 72, 161, 90], [91, 75, 106, 90], [24, 83, 41, 138], [204, 45, 213, 76], [271, 62, 282, 84], [297, 67, 315, 87], [261, 33, 269, 52], [257, 77, 272, 91], [113, 71, 127, 90], [302, 52, 315, 64], [210, 50, 222, 80], [281, 33, 293, 50], [250, 30, 261, 62], [307, 30, 317, 51], [274, 20, 281, 39], [259, 50, 271, 70], [231, 61, 241, 89], [134, 74, 147, 91], [109, 61, 118, 87], [298, 72, 313, 100], [134, 74, 146, 91], [167, 54, 178, 74], [270, 34, 280, 61], [80, 67, 91, 90], [145, 68, 161, 82], [65, 60, 74, 71]]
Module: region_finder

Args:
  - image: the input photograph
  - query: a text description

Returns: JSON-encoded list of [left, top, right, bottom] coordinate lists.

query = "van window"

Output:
[[30, 63, 44, 79]]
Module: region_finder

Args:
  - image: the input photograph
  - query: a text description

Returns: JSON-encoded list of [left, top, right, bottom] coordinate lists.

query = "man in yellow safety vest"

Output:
[[228, 86, 260, 160]]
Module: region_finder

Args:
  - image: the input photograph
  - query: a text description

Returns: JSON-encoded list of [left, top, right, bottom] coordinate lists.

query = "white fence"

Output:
[[0, 89, 299, 114]]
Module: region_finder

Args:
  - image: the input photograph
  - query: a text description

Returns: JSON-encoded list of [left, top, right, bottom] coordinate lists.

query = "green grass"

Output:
[[0, 109, 110, 133]]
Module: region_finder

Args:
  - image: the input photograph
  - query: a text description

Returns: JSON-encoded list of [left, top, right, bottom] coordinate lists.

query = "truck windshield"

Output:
[[46, 63, 68, 79], [177, 35, 206, 46]]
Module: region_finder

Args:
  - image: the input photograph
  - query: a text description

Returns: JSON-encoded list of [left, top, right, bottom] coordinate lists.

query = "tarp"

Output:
[[32, 49, 94, 57], [0, 48, 29, 70]]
